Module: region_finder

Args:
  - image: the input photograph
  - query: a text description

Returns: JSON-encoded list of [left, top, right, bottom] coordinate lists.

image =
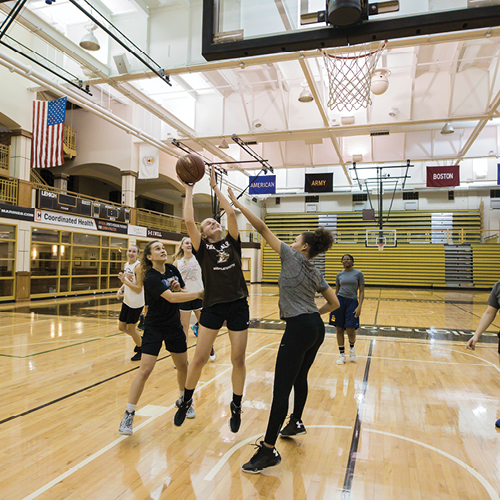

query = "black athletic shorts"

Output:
[[141, 323, 187, 356], [119, 303, 143, 325], [200, 297, 249, 331], [179, 298, 203, 312]]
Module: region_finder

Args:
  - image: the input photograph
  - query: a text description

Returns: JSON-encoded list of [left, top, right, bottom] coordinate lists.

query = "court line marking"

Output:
[[261, 347, 496, 368], [204, 426, 500, 500], [21, 341, 280, 500]]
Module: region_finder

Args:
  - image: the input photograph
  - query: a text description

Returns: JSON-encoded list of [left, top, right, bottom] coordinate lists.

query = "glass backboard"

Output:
[[203, 0, 500, 61]]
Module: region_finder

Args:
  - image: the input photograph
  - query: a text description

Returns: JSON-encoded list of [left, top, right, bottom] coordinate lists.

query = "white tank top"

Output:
[[123, 260, 145, 309], [176, 256, 203, 293]]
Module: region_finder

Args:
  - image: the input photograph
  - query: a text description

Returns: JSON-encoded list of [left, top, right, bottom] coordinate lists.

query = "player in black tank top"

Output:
[[174, 168, 249, 433]]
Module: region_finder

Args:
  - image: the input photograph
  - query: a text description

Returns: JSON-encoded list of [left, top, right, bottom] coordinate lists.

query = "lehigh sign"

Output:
[[305, 173, 333, 193]]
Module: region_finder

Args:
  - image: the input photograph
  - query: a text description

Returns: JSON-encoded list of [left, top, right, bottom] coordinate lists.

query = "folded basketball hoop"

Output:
[[321, 41, 387, 112]]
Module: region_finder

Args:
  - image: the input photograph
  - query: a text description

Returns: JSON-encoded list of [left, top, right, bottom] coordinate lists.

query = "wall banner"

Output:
[[305, 173, 333, 193], [426, 165, 460, 187], [249, 175, 276, 195], [35, 209, 97, 230], [0, 204, 35, 221], [96, 220, 128, 234]]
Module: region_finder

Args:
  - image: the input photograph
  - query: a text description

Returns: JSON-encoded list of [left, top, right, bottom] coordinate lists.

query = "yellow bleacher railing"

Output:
[[63, 125, 76, 159], [0, 144, 9, 173], [0, 170, 18, 205]]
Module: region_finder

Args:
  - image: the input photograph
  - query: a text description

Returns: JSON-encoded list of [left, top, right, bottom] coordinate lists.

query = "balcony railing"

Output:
[[0, 144, 9, 173]]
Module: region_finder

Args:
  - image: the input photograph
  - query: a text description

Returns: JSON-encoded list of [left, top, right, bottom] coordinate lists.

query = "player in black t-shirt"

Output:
[[174, 168, 249, 432], [118, 240, 203, 436]]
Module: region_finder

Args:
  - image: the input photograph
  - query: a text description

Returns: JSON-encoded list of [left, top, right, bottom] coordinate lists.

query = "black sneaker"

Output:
[[242, 441, 281, 474], [131, 347, 141, 361], [279, 415, 307, 437], [174, 397, 192, 427], [229, 401, 242, 433], [497, 331, 500, 354], [137, 315, 145, 331]]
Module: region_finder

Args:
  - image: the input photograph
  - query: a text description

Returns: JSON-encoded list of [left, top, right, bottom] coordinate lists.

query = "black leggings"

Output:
[[264, 312, 325, 446]]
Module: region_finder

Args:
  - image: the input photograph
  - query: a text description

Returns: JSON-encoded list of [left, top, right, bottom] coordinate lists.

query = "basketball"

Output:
[[176, 154, 206, 185]]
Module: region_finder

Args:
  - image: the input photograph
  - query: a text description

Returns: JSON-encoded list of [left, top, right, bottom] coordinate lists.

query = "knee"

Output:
[[138, 366, 154, 380], [231, 354, 246, 370], [118, 323, 127, 333]]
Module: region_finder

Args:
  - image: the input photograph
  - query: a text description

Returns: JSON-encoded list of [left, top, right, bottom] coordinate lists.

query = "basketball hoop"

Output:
[[377, 242, 385, 251], [321, 41, 387, 112]]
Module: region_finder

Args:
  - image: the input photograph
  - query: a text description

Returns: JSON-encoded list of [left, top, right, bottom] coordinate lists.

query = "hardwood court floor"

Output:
[[0, 285, 499, 500]]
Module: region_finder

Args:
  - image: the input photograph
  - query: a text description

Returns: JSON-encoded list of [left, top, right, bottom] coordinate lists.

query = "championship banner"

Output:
[[426, 166, 460, 187], [305, 173, 333, 193], [249, 175, 276, 195], [139, 144, 159, 179]]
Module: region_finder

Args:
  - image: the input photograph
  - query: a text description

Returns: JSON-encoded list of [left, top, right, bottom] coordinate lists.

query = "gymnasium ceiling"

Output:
[[3, 0, 500, 187]]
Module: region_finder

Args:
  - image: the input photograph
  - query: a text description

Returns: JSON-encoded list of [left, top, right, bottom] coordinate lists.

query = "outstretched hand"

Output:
[[227, 187, 241, 207], [209, 167, 218, 190]]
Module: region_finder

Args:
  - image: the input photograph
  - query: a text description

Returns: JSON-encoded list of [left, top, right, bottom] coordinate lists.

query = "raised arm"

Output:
[[227, 187, 282, 255], [210, 168, 239, 241], [182, 183, 201, 251], [466, 305, 498, 350]]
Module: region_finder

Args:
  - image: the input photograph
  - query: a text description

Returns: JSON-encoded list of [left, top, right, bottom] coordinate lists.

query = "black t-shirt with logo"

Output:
[[143, 265, 185, 330], [194, 233, 248, 308]]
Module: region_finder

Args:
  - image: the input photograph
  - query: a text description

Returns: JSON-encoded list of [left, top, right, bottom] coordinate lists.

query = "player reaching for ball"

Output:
[[228, 187, 339, 474], [174, 167, 250, 433]]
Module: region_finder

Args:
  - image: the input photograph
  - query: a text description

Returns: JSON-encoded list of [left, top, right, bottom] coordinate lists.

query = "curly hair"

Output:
[[301, 227, 334, 259]]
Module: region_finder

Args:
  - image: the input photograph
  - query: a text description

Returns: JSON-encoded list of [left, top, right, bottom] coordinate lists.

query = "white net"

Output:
[[321, 41, 386, 112]]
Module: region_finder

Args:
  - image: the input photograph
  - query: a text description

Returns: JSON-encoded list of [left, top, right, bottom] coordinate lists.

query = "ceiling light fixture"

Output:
[[371, 69, 391, 95], [298, 87, 314, 103], [218, 138, 229, 149], [80, 25, 100, 51], [441, 122, 454, 135], [253, 119, 262, 128]]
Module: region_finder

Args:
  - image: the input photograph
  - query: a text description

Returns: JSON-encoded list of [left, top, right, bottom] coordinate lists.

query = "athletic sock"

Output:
[[179, 390, 184, 399], [184, 388, 194, 403], [232, 393, 242, 407], [339, 346, 345, 354], [126, 403, 136, 413], [349, 343, 355, 349]]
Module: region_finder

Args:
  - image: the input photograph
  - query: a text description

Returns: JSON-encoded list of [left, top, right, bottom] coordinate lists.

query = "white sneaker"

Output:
[[118, 410, 134, 435], [349, 346, 357, 362], [336, 353, 346, 365], [209, 346, 217, 362]]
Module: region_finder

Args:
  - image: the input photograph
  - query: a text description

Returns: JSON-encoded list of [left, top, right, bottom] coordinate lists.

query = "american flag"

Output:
[[31, 96, 67, 168]]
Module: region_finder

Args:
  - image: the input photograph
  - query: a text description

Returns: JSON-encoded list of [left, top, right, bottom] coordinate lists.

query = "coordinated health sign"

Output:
[[249, 175, 276, 195], [426, 165, 460, 187]]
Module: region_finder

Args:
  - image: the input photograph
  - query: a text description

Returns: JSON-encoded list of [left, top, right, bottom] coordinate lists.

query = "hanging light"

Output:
[[80, 25, 100, 51], [298, 87, 314, 103], [441, 122, 454, 135], [218, 138, 229, 149]]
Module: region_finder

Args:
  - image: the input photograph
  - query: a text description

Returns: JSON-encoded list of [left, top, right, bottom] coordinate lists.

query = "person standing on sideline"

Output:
[[228, 188, 339, 474], [117, 244, 145, 361], [174, 168, 249, 432], [173, 237, 216, 361], [466, 280, 500, 429], [118, 240, 204, 435], [329, 254, 364, 365]]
